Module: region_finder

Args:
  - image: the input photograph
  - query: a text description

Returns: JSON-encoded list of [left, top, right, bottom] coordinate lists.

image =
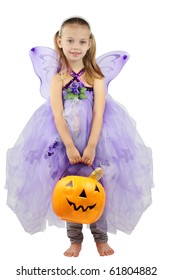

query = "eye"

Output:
[[66, 181, 73, 187], [67, 39, 74, 44], [80, 41, 87, 45], [95, 185, 100, 192]]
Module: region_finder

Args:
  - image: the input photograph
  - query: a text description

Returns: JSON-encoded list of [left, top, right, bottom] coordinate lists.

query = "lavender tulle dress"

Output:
[[5, 47, 154, 235]]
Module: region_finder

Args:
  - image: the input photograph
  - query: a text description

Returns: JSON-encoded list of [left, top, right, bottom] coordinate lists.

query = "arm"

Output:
[[82, 78, 106, 165], [50, 74, 82, 164]]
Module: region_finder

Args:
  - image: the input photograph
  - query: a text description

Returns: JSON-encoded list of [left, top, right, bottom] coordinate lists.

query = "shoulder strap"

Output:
[[63, 68, 85, 89]]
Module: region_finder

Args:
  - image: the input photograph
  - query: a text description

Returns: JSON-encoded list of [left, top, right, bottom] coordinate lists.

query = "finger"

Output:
[[81, 157, 85, 163], [70, 156, 82, 165], [82, 158, 87, 165], [75, 156, 82, 163], [70, 159, 76, 165], [87, 159, 93, 166], [78, 156, 82, 162]]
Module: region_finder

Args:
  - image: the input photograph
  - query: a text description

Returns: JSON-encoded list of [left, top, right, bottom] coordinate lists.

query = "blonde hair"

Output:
[[54, 17, 104, 85]]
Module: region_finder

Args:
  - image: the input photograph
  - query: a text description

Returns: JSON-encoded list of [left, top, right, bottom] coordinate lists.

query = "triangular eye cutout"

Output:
[[66, 181, 73, 187], [95, 185, 100, 192]]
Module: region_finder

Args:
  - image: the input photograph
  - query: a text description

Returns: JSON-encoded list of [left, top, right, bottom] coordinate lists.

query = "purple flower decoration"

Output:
[[44, 140, 59, 159], [65, 81, 87, 100], [70, 81, 80, 94]]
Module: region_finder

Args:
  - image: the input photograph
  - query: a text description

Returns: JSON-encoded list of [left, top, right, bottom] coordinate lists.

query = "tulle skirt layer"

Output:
[[95, 95, 153, 233], [5, 95, 153, 234]]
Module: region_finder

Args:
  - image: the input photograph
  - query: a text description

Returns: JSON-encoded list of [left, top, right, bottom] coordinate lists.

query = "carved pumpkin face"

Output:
[[52, 175, 105, 224]]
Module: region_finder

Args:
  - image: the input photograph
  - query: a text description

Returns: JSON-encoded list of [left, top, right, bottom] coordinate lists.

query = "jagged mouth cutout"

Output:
[[67, 198, 96, 212], [66, 181, 100, 212]]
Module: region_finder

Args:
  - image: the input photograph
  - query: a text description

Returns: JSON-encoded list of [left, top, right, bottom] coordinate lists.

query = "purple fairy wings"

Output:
[[30, 47, 60, 99], [30, 46, 129, 99], [96, 51, 129, 90]]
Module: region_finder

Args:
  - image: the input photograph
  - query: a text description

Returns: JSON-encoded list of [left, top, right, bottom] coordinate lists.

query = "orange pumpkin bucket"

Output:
[[52, 167, 105, 224]]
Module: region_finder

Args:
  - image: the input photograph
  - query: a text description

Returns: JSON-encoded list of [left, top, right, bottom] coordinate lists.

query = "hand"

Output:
[[66, 145, 82, 165], [82, 145, 96, 166]]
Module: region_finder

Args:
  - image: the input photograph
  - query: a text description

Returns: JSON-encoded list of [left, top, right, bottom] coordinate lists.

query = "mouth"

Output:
[[70, 52, 81, 56], [67, 198, 96, 212]]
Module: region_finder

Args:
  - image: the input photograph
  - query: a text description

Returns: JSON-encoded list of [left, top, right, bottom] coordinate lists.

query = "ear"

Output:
[[87, 38, 92, 50], [57, 37, 62, 48], [89, 167, 103, 181]]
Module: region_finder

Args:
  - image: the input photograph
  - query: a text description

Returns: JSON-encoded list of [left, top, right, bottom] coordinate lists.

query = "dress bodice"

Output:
[[62, 68, 93, 90], [62, 69, 93, 103]]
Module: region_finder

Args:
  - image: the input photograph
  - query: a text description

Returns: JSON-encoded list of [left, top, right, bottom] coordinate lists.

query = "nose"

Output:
[[73, 44, 80, 50]]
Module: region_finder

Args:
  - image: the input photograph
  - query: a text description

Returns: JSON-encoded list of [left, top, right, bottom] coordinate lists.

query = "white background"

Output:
[[0, 0, 173, 279]]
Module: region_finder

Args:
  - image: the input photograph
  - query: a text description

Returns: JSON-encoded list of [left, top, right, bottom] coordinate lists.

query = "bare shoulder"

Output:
[[94, 77, 105, 87], [51, 73, 63, 89], [93, 77, 106, 94]]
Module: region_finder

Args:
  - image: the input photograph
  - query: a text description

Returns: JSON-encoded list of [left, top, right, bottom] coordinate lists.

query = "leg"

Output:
[[64, 222, 83, 257], [90, 222, 114, 256]]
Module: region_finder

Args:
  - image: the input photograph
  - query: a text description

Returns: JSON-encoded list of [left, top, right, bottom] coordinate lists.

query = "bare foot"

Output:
[[96, 242, 114, 256], [64, 243, 82, 257]]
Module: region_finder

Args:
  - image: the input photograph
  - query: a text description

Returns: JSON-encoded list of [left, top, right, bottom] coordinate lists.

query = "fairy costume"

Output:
[[5, 47, 153, 235]]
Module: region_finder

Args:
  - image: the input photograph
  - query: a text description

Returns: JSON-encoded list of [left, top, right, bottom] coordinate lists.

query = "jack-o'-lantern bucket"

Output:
[[52, 167, 105, 224]]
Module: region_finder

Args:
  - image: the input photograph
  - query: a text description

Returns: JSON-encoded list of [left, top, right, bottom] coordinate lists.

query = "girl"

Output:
[[5, 17, 153, 257], [51, 17, 112, 257]]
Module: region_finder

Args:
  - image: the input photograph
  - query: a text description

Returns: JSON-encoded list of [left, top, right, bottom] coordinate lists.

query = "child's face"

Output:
[[58, 24, 91, 64]]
